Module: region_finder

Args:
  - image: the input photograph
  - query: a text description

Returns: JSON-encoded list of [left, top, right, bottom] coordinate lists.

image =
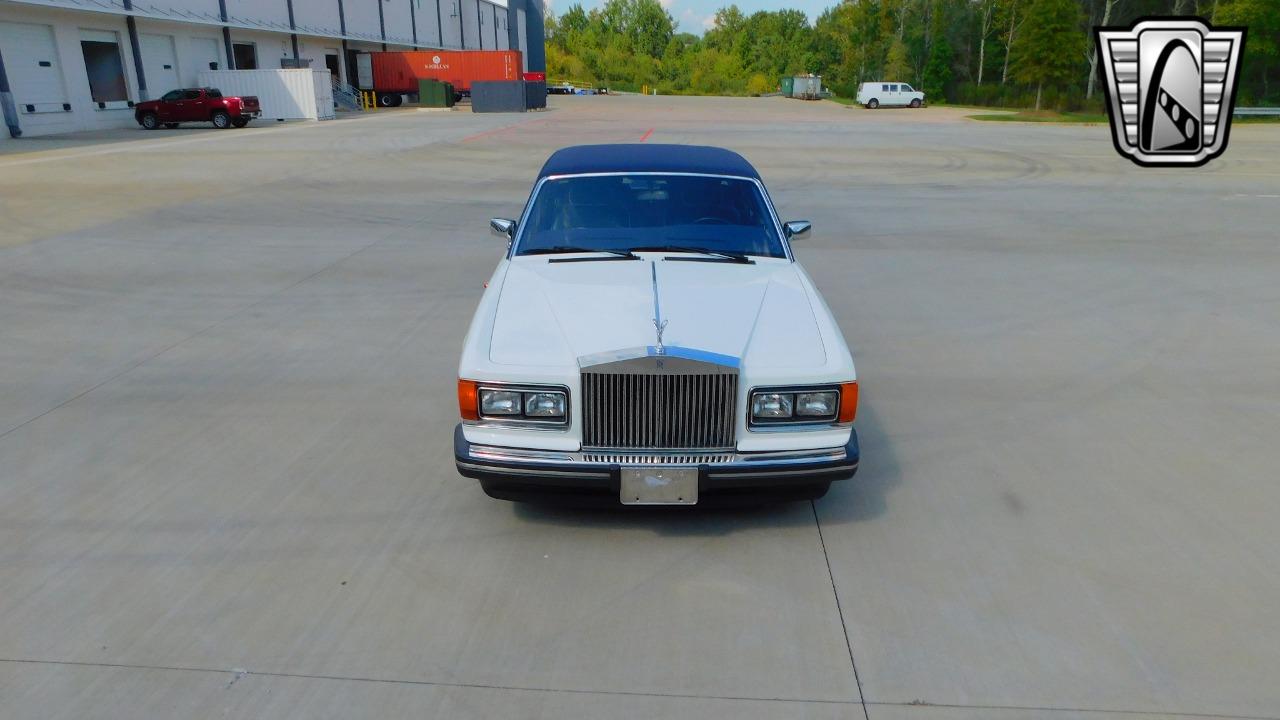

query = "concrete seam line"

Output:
[[811, 500, 871, 720], [0, 658, 858, 706], [5, 658, 1272, 719], [861, 701, 1280, 720]]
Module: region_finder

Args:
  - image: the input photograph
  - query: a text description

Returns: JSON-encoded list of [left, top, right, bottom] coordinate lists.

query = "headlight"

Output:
[[751, 392, 794, 419], [462, 381, 569, 424], [796, 391, 838, 418], [750, 384, 854, 426], [480, 389, 523, 416], [524, 392, 566, 418]]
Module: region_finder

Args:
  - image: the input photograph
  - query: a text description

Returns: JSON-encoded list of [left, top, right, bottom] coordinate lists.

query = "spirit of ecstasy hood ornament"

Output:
[[654, 317, 668, 354], [651, 261, 668, 355]]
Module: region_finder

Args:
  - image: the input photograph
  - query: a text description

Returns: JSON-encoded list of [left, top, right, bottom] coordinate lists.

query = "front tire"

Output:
[[866, 98, 879, 109], [378, 93, 402, 107], [211, 111, 231, 129], [910, 98, 922, 108], [231, 117, 250, 128], [140, 112, 159, 130]]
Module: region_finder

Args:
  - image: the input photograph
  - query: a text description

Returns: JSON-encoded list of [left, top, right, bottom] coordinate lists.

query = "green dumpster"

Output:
[[418, 79, 450, 108]]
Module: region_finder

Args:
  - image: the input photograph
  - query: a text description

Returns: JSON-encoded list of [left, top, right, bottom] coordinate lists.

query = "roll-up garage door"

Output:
[[188, 37, 222, 83], [139, 33, 180, 99], [0, 21, 69, 113]]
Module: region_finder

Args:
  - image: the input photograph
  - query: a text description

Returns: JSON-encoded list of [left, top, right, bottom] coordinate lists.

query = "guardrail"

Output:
[[1234, 107, 1280, 116]]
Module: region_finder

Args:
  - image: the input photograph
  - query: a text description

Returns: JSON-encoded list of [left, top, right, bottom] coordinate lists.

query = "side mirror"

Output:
[[490, 218, 516, 238], [783, 220, 811, 239]]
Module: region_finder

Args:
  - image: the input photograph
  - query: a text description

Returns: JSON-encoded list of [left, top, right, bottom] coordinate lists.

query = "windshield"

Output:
[[514, 174, 787, 258]]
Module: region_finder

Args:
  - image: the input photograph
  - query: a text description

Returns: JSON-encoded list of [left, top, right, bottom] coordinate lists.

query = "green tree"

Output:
[[560, 4, 590, 35], [1010, 0, 1086, 108], [1218, 0, 1280, 102], [885, 37, 913, 80], [921, 0, 954, 97], [541, 0, 1279, 108], [923, 34, 953, 98]]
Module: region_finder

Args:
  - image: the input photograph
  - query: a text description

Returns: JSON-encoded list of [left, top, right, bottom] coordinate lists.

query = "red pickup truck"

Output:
[[135, 88, 261, 130]]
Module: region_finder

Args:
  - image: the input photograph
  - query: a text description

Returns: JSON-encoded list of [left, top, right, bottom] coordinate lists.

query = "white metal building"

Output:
[[0, 0, 544, 140]]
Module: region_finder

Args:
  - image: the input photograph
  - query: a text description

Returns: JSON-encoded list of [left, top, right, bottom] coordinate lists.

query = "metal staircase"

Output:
[[331, 77, 364, 112]]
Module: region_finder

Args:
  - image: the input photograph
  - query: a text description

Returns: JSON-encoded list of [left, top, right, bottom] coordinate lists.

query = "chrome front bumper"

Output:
[[454, 424, 859, 499]]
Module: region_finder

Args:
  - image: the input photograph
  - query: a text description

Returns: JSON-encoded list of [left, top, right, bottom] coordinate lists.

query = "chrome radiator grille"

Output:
[[581, 364, 738, 450]]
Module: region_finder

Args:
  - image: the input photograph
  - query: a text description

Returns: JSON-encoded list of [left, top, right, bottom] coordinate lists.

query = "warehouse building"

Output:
[[0, 0, 545, 140]]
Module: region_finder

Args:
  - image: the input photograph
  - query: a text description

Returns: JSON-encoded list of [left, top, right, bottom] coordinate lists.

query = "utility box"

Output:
[[780, 76, 794, 97], [791, 75, 822, 100], [525, 81, 546, 110], [418, 79, 451, 107], [471, 81, 527, 113]]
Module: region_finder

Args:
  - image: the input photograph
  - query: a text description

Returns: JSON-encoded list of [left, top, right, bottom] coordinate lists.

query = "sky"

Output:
[[546, 0, 834, 35]]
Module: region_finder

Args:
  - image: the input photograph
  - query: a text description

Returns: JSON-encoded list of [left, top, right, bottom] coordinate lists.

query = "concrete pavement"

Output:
[[1, 96, 1278, 719]]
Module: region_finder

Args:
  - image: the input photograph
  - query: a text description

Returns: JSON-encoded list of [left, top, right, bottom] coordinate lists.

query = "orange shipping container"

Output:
[[370, 50, 523, 94]]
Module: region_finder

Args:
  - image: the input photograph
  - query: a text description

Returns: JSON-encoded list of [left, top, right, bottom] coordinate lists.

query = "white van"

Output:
[[856, 82, 926, 109]]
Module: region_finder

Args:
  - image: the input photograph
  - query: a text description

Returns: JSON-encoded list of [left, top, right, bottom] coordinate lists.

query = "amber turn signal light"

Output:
[[838, 381, 858, 423], [458, 379, 480, 421]]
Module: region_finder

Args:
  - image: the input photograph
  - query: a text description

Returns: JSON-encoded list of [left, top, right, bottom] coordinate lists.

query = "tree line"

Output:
[[545, 0, 1279, 109]]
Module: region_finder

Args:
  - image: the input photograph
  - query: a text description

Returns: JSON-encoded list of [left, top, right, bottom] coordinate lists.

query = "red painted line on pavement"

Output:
[[639, 128, 654, 142], [461, 124, 521, 143], [460, 117, 553, 143]]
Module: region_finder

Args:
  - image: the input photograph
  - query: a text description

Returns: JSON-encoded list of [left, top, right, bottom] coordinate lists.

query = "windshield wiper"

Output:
[[632, 245, 755, 264], [522, 246, 640, 262]]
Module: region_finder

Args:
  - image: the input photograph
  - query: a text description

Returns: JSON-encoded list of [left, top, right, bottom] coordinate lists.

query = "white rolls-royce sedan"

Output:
[[455, 144, 859, 505]]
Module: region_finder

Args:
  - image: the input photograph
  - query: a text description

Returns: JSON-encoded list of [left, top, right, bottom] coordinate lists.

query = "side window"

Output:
[[161, 90, 183, 102], [207, 88, 222, 98], [882, 84, 889, 92], [901, 84, 913, 92], [182, 89, 202, 100], [889, 84, 899, 92]]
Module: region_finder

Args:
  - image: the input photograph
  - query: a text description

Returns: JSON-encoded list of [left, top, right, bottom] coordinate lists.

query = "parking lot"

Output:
[[2, 95, 1278, 719]]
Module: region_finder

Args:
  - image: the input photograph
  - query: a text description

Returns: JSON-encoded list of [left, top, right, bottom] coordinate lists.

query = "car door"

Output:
[[178, 89, 205, 121], [899, 83, 915, 104], [155, 89, 182, 121]]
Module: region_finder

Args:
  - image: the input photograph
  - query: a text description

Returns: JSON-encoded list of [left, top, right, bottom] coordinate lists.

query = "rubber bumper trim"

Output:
[[454, 424, 859, 491]]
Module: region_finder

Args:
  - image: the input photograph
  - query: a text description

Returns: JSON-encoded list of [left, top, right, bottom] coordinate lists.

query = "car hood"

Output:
[[488, 257, 826, 368]]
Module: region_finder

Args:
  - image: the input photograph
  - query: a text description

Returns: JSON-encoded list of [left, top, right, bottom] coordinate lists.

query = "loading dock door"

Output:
[[232, 42, 256, 70], [0, 22, 69, 112], [345, 49, 360, 90], [139, 34, 179, 99], [79, 29, 129, 104], [189, 37, 221, 83]]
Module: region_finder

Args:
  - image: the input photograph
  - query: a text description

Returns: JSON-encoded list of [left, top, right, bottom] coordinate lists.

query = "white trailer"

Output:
[[197, 69, 334, 121]]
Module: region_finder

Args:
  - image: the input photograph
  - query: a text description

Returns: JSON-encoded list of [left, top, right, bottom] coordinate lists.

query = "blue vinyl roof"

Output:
[[537, 144, 761, 180]]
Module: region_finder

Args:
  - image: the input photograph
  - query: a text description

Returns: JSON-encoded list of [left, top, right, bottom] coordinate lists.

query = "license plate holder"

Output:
[[620, 467, 698, 505]]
